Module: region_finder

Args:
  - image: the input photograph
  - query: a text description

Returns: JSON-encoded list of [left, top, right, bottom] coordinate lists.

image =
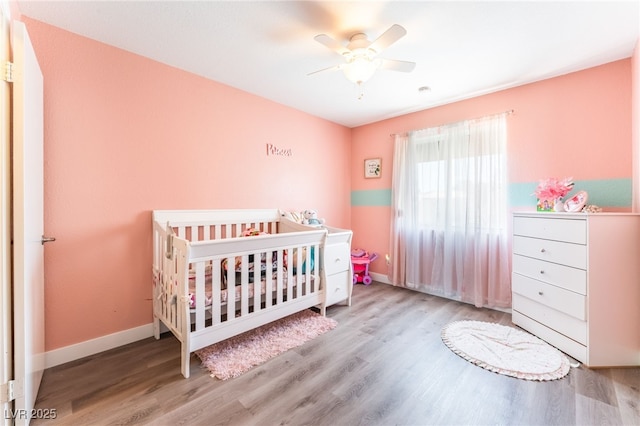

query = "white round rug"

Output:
[[441, 320, 570, 381]]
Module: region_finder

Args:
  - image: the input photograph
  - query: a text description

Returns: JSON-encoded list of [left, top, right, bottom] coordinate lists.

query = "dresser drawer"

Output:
[[513, 216, 586, 244], [512, 310, 587, 364], [325, 270, 350, 306], [512, 274, 586, 321], [513, 293, 587, 344], [513, 236, 586, 270], [512, 254, 586, 295], [324, 243, 350, 275]]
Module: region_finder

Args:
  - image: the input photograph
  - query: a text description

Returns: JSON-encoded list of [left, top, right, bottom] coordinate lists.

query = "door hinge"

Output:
[[1, 380, 15, 403], [1, 379, 23, 403], [2, 61, 14, 83]]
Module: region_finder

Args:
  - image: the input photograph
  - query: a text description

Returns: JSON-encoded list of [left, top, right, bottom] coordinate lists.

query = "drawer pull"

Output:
[[539, 270, 545, 274], [335, 258, 341, 262], [540, 248, 546, 253], [538, 291, 544, 296]]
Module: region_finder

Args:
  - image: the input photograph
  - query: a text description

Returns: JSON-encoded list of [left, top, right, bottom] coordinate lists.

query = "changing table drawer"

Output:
[[324, 242, 350, 276], [325, 270, 350, 306]]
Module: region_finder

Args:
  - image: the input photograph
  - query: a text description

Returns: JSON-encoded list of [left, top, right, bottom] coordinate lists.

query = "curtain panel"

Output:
[[389, 113, 511, 309]]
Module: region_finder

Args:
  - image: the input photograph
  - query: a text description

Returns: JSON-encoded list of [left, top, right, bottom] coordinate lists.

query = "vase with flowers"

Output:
[[534, 177, 574, 212]]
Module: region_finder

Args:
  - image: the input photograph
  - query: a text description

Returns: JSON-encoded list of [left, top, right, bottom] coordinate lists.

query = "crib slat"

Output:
[[276, 253, 284, 305], [287, 248, 295, 301], [314, 243, 320, 293], [240, 254, 249, 317], [194, 262, 205, 330], [226, 260, 235, 320], [265, 251, 276, 309], [253, 252, 263, 313], [304, 245, 311, 296], [211, 259, 221, 325]]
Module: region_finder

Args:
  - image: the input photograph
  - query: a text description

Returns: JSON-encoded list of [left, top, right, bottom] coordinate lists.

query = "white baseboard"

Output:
[[370, 271, 391, 285], [368, 272, 511, 313], [44, 273, 509, 369], [43, 274, 390, 370], [45, 323, 154, 369], [42, 276, 394, 369]]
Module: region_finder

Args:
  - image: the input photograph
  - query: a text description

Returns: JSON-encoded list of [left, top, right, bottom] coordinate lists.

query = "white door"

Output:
[[0, 4, 12, 426], [12, 20, 45, 425]]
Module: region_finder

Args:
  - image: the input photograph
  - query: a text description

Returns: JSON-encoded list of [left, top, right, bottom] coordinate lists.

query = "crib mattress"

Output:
[[188, 274, 313, 309]]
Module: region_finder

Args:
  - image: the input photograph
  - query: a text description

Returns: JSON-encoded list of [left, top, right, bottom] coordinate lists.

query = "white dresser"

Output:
[[512, 212, 640, 367]]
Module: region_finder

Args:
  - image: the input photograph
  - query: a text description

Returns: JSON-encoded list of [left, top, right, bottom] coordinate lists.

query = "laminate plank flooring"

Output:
[[32, 282, 640, 425]]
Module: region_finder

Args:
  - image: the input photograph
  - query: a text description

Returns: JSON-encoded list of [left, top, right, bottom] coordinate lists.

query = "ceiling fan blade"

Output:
[[314, 34, 350, 56], [307, 64, 344, 76], [369, 24, 407, 54], [379, 59, 416, 73]]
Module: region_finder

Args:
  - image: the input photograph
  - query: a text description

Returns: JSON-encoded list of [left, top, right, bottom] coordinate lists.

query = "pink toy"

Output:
[[351, 249, 378, 285]]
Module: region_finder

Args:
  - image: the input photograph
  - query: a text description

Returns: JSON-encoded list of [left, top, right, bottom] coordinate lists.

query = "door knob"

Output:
[[41, 235, 56, 245]]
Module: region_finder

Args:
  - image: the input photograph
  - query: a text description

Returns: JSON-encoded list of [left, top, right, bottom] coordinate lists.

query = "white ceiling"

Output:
[[15, 1, 640, 128]]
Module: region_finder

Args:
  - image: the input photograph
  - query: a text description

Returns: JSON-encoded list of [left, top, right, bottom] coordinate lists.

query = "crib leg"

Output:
[[181, 344, 190, 379], [153, 316, 160, 340]]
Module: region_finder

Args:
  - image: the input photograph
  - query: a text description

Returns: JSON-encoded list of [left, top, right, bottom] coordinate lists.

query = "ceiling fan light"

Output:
[[342, 57, 379, 85]]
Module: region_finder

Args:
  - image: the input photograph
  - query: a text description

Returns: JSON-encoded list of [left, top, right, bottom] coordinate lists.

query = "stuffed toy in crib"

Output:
[[302, 209, 325, 226], [283, 246, 315, 274]]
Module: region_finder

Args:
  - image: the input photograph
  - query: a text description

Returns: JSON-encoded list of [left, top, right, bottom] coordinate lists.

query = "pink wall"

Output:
[[23, 18, 352, 351], [351, 59, 633, 275], [19, 15, 637, 352]]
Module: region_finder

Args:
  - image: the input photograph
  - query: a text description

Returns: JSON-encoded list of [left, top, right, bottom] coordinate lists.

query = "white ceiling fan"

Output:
[[309, 24, 416, 97]]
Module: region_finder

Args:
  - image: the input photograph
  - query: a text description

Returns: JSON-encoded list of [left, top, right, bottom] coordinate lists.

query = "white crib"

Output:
[[152, 209, 335, 378]]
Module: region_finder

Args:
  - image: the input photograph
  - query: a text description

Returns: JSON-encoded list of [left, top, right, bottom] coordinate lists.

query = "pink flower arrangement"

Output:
[[534, 177, 574, 202]]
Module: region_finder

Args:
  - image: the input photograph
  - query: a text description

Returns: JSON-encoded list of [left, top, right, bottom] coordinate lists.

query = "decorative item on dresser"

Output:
[[533, 177, 574, 212], [511, 212, 640, 367]]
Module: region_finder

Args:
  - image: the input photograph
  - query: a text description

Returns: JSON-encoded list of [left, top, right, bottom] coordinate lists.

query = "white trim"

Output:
[[370, 271, 391, 285], [369, 271, 511, 313], [44, 324, 154, 369]]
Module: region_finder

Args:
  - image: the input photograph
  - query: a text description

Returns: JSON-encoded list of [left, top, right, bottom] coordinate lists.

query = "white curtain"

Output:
[[389, 113, 511, 309]]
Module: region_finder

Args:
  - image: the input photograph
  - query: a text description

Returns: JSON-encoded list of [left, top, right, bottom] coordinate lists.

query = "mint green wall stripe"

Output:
[[509, 178, 632, 207], [508, 182, 538, 207], [352, 178, 632, 207], [575, 178, 632, 207], [351, 189, 392, 206]]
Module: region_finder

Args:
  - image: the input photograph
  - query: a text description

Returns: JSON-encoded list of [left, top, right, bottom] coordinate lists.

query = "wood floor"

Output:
[[32, 282, 639, 425]]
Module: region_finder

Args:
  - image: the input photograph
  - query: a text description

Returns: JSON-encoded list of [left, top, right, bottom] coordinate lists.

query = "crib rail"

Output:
[[153, 209, 281, 240], [186, 231, 323, 329]]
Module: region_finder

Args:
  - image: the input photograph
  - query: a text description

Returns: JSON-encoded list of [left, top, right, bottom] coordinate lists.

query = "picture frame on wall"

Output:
[[364, 158, 381, 178]]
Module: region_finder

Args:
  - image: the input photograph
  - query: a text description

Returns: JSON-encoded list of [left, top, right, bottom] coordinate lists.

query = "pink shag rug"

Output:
[[196, 310, 337, 380], [441, 320, 570, 381]]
